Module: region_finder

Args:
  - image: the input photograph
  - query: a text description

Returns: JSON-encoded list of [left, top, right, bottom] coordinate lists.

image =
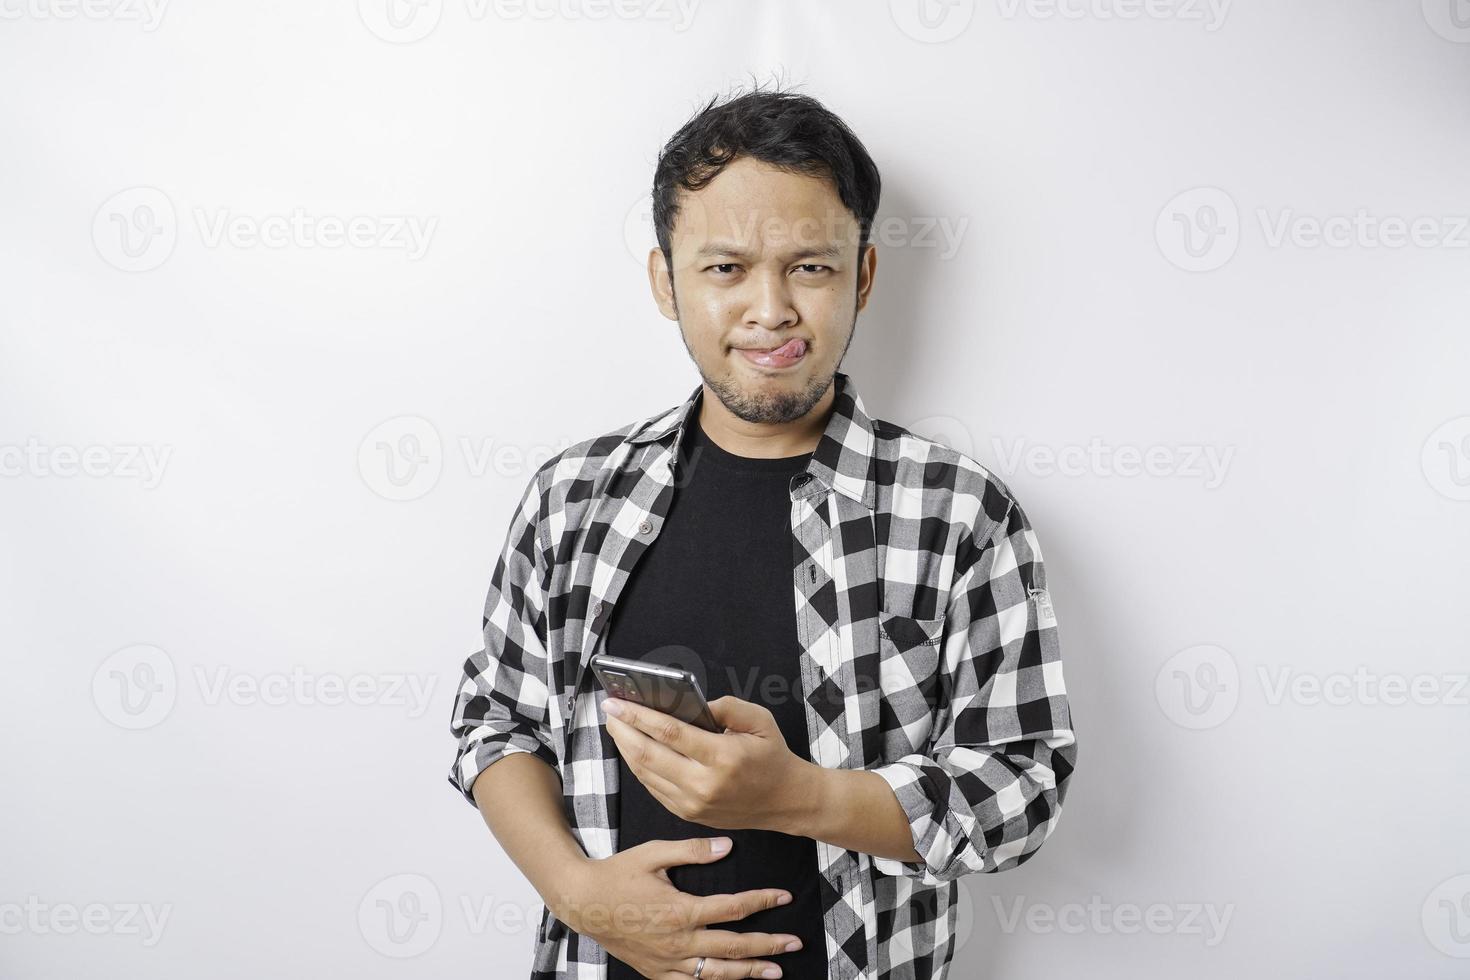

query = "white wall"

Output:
[[2, 1, 1467, 977]]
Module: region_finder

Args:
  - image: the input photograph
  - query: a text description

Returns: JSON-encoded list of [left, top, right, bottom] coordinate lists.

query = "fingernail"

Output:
[[761, 968, 781, 978], [785, 939, 801, 951], [710, 837, 731, 854], [603, 700, 623, 717], [776, 893, 791, 905]]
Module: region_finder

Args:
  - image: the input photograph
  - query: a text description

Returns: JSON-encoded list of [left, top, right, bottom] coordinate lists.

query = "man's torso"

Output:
[[604, 413, 828, 979]]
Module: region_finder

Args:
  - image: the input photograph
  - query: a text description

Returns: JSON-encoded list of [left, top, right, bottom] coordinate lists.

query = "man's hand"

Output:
[[602, 695, 816, 834], [561, 836, 803, 979]]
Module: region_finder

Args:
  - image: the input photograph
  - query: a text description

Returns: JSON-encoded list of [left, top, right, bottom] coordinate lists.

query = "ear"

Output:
[[855, 243, 878, 312], [648, 246, 679, 321]]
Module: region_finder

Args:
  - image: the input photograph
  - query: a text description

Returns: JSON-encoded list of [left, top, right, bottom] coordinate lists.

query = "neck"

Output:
[[697, 381, 835, 459]]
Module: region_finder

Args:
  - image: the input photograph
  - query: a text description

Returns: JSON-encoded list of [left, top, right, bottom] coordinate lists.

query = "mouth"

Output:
[[734, 337, 808, 370]]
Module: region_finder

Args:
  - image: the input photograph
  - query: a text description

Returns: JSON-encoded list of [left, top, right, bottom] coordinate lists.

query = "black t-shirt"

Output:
[[604, 413, 827, 980]]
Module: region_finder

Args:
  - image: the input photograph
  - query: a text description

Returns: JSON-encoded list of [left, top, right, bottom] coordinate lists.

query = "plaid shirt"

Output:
[[448, 371, 1077, 980]]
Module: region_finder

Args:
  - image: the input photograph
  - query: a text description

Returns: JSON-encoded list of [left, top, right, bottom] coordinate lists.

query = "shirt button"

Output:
[[638, 520, 653, 535], [592, 600, 603, 617]]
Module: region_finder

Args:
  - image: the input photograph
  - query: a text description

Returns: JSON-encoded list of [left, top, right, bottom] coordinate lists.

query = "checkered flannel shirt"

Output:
[[448, 370, 1077, 979]]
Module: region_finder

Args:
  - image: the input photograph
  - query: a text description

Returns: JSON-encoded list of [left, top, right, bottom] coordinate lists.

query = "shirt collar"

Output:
[[628, 370, 877, 510]]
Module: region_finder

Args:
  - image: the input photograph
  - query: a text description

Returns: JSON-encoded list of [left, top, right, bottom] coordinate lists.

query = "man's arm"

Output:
[[448, 465, 592, 915], [783, 764, 926, 864], [471, 752, 593, 925], [792, 493, 1078, 884]]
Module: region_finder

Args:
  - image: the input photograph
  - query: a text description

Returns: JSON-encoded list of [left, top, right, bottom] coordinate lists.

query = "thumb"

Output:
[[707, 695, 771, 734], [645, 836, 733, 870]]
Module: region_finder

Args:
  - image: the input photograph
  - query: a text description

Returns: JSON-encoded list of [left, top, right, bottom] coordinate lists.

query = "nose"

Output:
[[743, 268, 798, 331]]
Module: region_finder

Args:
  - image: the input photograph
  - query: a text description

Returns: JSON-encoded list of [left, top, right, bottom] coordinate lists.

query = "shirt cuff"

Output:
[[450, 732, 558, 807], [869, 754, 962, 884]]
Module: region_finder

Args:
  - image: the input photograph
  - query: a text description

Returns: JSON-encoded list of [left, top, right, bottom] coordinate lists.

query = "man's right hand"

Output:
[[556, 836, 804, 980]]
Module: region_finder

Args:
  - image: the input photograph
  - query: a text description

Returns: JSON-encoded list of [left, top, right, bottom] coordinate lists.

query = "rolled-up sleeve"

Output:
[[447, 466, 560, 807], [870, 493, 1077, 884]]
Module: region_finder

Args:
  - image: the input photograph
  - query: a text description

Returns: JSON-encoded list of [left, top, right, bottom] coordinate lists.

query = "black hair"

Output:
[[651, 78, 882, 277]]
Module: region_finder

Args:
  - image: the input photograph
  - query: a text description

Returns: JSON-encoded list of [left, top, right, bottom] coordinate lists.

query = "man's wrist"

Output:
[[769, 762, 925, 866], [769, 757, 831, 837], [538, 853, 598, 930]]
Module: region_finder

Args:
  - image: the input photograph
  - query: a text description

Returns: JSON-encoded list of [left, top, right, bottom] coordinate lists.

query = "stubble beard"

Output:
[[671, 286, 859, 426]]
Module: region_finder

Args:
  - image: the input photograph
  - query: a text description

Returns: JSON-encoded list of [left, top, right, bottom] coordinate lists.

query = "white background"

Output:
[[2, 1, 1468, 977]]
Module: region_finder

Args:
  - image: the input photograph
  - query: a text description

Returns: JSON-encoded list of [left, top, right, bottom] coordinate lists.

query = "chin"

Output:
[[704, 362, 832, 425]]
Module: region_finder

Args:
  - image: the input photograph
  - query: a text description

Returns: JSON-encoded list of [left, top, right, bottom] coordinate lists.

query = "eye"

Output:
[[707, 263, 739, 275], [794, 264, 831, 275]]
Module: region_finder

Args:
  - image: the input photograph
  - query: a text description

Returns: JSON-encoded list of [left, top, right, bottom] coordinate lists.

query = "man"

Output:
[[448, 86, 1078, 980]]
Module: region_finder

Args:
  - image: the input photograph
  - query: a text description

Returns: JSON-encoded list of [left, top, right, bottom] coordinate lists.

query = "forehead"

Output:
[[670, 155, 859, 258]]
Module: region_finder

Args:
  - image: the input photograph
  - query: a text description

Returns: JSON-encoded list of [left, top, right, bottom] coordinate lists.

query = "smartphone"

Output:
[[588, 652, 724, 733]]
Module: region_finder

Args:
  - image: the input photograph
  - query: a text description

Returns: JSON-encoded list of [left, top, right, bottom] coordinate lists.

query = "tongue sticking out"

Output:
[[767, 338, 806, 357], [738, 337, 808, 368]]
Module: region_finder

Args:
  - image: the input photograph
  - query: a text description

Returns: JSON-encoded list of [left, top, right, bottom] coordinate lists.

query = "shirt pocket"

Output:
[[877, 609, 946, 757]]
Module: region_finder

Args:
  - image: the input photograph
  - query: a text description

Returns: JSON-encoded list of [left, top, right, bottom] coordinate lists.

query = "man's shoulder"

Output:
[[527, 398, 681, 492], [870, 416, 1022, 537]]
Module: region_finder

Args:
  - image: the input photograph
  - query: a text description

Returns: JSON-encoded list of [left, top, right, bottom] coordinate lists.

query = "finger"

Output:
[[672, 956, 777, 979], [605, 698, 719, 766], [691, 928, 805, 960], [602, 714, 648, 780], [606, 713, 702, 787], [606, 699, 710, 764], [688, 888, 794, 929], [618, 753, 688, 822], [638, 836, 734, 873], [629, 754, 696, 819], [675, 949, 793, 980]]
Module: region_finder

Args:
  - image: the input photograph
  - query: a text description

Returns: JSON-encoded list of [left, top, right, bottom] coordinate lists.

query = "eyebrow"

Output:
[[694, 242, 845, 261]]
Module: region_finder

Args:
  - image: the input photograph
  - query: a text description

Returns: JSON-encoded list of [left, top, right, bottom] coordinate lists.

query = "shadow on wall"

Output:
[[845, 179, 1150, 975], [844, 180, 957, 414]]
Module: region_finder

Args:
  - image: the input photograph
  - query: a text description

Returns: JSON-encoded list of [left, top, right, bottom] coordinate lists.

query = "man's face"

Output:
[[649, 155, 876, 425]]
